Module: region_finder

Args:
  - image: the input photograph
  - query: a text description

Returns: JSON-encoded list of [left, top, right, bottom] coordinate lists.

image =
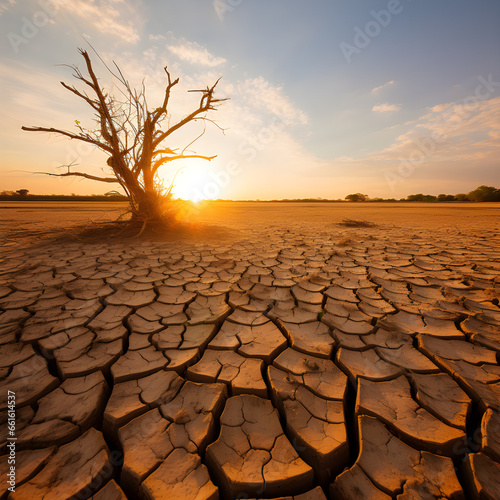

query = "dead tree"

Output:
[[22, 49, 228, 224]]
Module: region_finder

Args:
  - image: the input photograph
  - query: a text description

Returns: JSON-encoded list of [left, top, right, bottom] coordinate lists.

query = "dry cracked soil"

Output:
[[0, 201, 499, 499]]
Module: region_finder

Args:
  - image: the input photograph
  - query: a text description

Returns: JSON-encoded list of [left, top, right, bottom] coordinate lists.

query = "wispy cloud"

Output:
[[372, 96, 500, 161], [237, 77, 308, 125], [53, 0, 140, 43], [372, 103, 401, 113], [167, 39, 226, 67], [149, 34, 165, 41], [1, 61, 88, 124], [0, 0, 15, 15], [371, 80, 396, 95]]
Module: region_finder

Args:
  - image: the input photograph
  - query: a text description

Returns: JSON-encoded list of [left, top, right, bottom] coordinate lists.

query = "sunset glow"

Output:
[[169, 164, 214, 202], [1, 1, 499, 200]]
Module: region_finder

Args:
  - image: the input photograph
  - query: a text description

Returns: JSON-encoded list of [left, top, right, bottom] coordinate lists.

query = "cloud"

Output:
[[149, 34, 165, 41], [167, 39, 226, 67], [0, 61, 88, 123], [371, 95, 500, 161], [371, 80, 395, 95], [0, 0, 15, 15], [236, 77, 308, 125], [372, 103, 401, 113], [53, 0, 140, 43]]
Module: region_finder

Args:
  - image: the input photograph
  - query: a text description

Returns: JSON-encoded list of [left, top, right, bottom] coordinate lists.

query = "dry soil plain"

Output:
[[0, 201, 499, 499]]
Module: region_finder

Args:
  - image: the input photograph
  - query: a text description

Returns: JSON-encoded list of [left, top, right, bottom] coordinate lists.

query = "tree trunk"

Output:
[[132, 190, 170, 225]]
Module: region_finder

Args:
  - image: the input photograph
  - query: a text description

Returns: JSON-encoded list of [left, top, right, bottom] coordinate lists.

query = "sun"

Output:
[[168, 164, 215, 202]]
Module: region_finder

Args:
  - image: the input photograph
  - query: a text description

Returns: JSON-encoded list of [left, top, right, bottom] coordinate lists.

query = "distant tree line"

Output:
[[345, 185, 500, 203], [0, 190, 127, 201], [1, 185, 499, 203]]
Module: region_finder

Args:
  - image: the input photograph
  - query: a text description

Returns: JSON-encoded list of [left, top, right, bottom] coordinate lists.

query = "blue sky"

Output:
[[1, 0, 499, 199]]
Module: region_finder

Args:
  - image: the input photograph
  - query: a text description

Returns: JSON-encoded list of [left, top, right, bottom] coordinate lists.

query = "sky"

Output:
[[1, 0, 499, 200]]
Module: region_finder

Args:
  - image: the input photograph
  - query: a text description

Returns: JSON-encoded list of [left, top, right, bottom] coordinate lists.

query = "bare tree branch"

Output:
[[153, 78, 228, 148], [21, 126, 112, 152], [152, 154, 216, 173], [33, 171, 120, 183], [152, 66, 179, 126], [60, 82, 100, 111]]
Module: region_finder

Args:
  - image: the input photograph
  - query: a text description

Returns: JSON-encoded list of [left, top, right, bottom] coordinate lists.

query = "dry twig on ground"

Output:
[[338, 218, 376, 227]]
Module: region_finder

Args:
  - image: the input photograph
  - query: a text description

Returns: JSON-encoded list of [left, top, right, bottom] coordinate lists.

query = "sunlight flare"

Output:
[[170, 163, 216, 201]]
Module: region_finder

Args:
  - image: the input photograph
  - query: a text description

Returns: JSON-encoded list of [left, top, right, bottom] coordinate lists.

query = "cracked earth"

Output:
[[0, 202, 499, 499]]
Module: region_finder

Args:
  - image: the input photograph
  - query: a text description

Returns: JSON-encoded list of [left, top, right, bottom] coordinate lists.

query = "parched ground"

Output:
[[0, 202, 499, 499]]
